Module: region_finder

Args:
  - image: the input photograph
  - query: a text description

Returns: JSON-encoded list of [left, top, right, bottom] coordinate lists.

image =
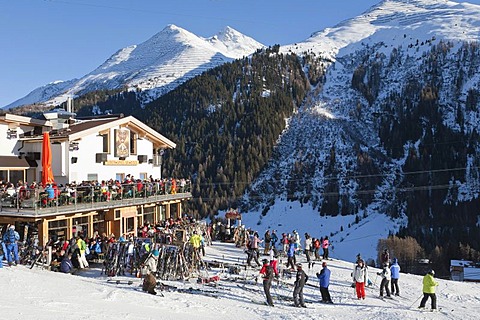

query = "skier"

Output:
[[352, 259, 368, 299], [246, 235, 261, 267], [293, 263, 308, 307], [286, 240, 296, 270], [281, 233, 289, 253], [189, 231, 202, 261], [292, 230, 301, 251], [268, 246, 279, 277], [249, 232, 263, 263], [263, 230, 271, 255], [2, 225, 20, 266], [322, 236, 330, 260], [271, 230, 278, 250], [313, 237, 321, 260], [141, 249, 159, 295], [390, 258, 401, 296], [259, 258, 274, 306], [377, 262, 392, 298], [418, 269, 439, 311], [381, 248, 390, 265], [304, 233, 312, 268], [316, 261, 333, 303], [76, 235, 89, 269]]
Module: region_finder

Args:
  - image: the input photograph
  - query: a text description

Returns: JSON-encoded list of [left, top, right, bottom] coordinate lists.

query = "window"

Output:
[[139, 172, 147, 180], [130, 132, 137, 155], [87, 173, 98, 181], [116, 173, 125, 182], [101, 132, 110, 153]]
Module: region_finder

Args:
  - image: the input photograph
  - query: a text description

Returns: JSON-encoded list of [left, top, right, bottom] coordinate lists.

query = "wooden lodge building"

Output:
[[0, 107, 191, 244]]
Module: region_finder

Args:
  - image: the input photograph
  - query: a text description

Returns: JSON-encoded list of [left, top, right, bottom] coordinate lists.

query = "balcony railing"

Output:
[[0, 180, 192, 217]]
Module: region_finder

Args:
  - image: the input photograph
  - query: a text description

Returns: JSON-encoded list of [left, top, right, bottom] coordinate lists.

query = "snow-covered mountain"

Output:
[[242, 0, 480, 256], [4, 25, 264, 109]]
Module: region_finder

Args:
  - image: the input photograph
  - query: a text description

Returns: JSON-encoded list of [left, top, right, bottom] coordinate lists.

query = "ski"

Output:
[[236, 284, 262, 293], [176, 288, 219, 298], [107, 279, 134, 285]]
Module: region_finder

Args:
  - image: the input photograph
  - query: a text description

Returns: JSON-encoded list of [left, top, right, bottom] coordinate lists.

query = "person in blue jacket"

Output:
[[316, 261, 333, 303], [390, 257, 401, 296], [2, 225, 20, 266], [286, 240, 296, 270], [60, 253, 75, 274]]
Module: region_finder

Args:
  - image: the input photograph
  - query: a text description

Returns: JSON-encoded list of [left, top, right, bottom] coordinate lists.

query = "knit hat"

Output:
[[9, 225, 15, 230]]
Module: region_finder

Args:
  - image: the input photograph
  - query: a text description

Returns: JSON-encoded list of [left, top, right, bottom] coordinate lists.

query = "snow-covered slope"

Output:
[[4, 25, 264, 109], [0, 242, 478, 320], [283, 0, 480, 60], [242, 0, 480, 257]]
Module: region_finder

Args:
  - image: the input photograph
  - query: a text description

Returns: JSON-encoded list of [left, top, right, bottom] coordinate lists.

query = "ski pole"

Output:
[[409, 293, 424, 308]]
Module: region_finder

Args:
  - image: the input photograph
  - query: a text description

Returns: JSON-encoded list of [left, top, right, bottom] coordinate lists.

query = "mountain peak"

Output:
[[4, 24, 264, 109], [207, 26, 265, 58]]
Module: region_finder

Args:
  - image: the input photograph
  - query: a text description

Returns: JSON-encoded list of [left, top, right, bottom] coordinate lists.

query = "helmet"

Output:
[[262, 259, 269, 265], [428, 269, 435, 275], [296, 263, 302, 268]]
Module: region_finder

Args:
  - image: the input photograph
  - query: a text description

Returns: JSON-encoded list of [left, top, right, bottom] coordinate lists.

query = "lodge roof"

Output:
[[19, 115, 176, 149]]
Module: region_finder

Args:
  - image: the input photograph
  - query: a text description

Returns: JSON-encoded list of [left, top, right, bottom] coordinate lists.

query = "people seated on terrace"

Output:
[[179, 178, 186, 193], [100, 181, 110, 201], [6, 183, 16, 197], [16, 181, 28, 200], [45, 184, 55, 205], [136, 179, 143, 194]]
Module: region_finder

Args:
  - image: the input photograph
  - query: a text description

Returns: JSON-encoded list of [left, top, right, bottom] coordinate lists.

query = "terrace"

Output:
[[0, 181, 192, 218]]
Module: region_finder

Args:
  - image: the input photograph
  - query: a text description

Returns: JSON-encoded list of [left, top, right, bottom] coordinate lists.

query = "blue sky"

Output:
[[1, 0, 480, 108]]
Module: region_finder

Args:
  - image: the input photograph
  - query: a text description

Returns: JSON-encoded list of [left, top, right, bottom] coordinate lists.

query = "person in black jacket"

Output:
[[263, 230, 272, 255], [259, 259, 274, 306], [293, 263, 308, 307]]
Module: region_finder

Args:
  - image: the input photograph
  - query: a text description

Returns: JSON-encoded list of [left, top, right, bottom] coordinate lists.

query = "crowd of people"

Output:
[[0, 176, 191, 208], [238, 226, 439, 311], [1, 220, 441, 312]]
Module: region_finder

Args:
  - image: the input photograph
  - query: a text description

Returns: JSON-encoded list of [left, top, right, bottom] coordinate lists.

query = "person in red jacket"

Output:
[[259, 259, 274, 306]]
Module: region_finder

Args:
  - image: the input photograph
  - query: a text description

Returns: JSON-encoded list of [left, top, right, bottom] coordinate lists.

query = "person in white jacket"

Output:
[[377, 262, 392, 298], [352, 259, 368, 299]]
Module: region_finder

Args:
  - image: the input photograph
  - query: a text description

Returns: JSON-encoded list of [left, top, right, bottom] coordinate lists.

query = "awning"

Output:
[[0, 156, 35, 169]]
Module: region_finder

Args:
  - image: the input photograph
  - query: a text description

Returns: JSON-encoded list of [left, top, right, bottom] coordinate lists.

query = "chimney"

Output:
[[67, 97, 73, 113]]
